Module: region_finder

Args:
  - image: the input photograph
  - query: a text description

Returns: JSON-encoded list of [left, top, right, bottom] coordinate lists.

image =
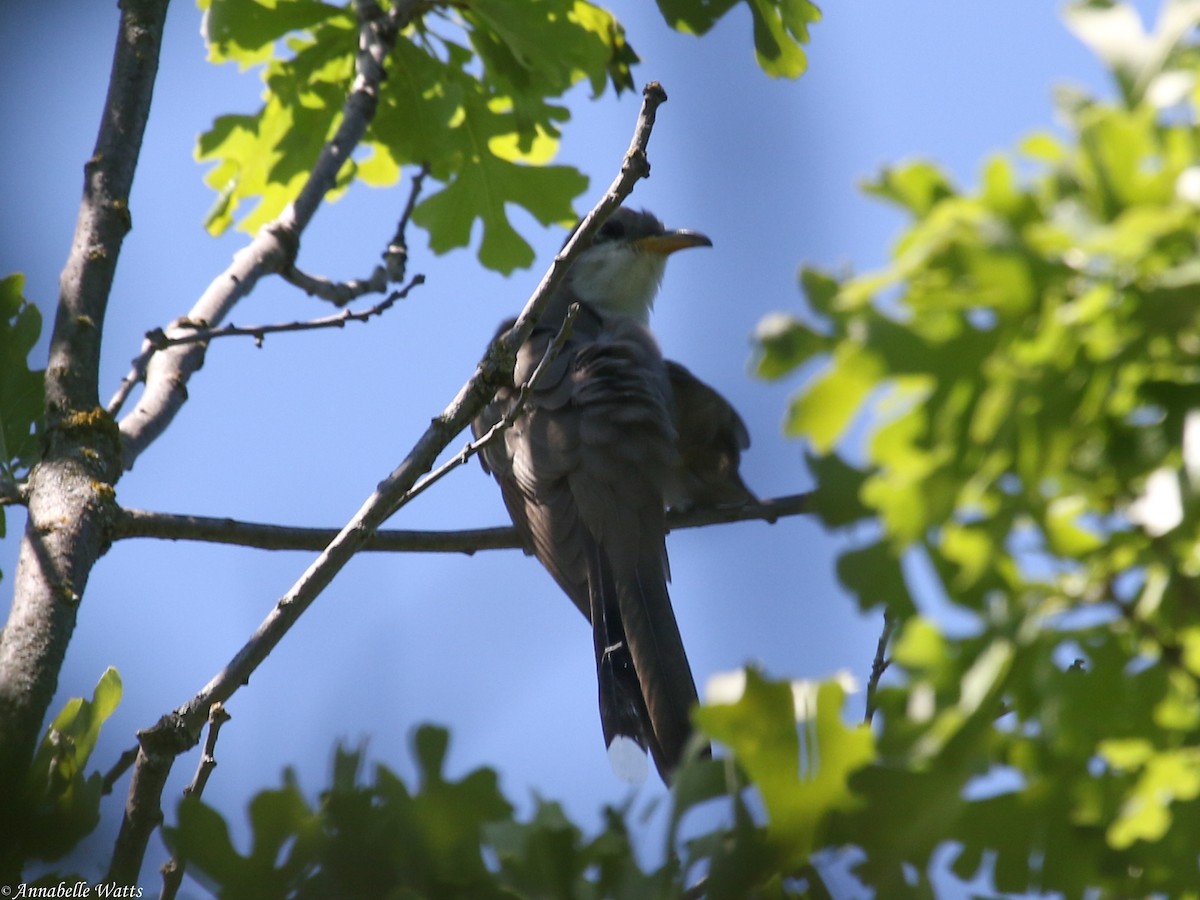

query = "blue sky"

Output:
[[0, 0, 1162, 893]]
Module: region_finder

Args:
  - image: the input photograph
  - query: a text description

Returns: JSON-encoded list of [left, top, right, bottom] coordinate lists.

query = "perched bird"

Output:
[[473, 207, 753, 782]]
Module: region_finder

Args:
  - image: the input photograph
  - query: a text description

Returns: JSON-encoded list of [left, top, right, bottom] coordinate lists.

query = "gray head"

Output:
[[566, 208, 712, 323]]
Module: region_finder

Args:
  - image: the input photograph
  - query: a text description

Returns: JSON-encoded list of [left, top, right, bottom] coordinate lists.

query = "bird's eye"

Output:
[[598, 218, 625, 242]]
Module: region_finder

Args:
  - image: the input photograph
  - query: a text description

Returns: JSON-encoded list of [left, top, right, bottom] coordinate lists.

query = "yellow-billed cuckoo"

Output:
[[473, 207, 754, 783]]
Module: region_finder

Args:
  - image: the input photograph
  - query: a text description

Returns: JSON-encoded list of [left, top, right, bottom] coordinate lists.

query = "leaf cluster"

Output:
[[193, 0, 817, 273], [754, 0, 1200, 893], [1, 669, 123, 867], [159, 671, 878, 899], [165, 725, 672, 899]]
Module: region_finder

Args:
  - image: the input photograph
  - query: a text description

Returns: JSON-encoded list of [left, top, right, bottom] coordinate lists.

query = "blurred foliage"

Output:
[[0, 272, 44, 539], [752, 0, 1200, 893], [654, 0, 819, 79], [166, 683, 869, 899], [193, 0, 818, 273], [1, 669, 123, 864]]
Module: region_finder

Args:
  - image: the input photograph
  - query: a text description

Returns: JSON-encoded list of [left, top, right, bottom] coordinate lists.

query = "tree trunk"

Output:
[[0, 0, 169, 876]]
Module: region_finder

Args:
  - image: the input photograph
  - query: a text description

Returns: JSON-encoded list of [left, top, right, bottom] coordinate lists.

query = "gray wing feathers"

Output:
[[666, 360, 757, 511], [475, 311, 722, 778]]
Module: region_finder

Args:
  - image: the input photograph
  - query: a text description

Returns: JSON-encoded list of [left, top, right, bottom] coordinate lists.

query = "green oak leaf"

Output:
[[414, 154, 587, 273], [198, 0, 346, 67], [20, 668, 122, 861], [696, 671, 874, 865]]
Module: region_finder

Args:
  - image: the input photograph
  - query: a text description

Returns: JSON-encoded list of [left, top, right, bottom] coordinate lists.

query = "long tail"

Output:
[[587, 538, 705, 781]]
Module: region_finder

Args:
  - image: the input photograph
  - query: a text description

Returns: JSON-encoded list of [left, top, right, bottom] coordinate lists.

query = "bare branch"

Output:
[[106, 335, 160, 418], [160, 703, 231, 900], [279, 264, 391, 306], [110, 81, 668, 879], [113, 508, 519, 554], [109, 157, 428, 414], [864, 612, 896, 725], [503, 81, 667, 354], [141, 277, 421, 351], [280, 162, 430, 303], [111, 0, 422, 468], [101, 745, 139, 796], [107, 728, 181, 885], [384, 162, 429, 283], [0, 475, 27, 506], [667, 493, 809, 531], [110, 495, 809, 554]]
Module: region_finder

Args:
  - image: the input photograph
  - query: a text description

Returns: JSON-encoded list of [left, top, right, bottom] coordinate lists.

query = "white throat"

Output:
[[568, 242, 667, 325]]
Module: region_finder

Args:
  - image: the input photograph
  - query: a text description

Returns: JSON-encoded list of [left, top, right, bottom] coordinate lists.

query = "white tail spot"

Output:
[[607, 735, 648, 784]]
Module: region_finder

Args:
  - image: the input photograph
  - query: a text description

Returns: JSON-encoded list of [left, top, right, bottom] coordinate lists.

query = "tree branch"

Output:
[[280, 163, 429, 303], [864, 612, 896, 725], [159, 703, 231, 900], [382, 162, 428, 283], [110, 0, 422, 468], [109, 80, 670, 881], [109, 493, 810, 554], [0, 0, 168, 867], [386, 302, 585, 518], [139, 277, 421, 351], [277, 265, 389, 307], [0, 475, 27, 507], [108, 161, 426, 413], [101, 745, 140, 796]]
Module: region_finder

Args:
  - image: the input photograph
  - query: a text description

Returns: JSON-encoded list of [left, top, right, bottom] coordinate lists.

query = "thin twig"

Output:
[[864, 611, 896, 725], [160, 703, 231, 900], [278, 162, 431, 304], [101, 744, 140, 796], [110, 278, 418, 413], [0, 474, 26, 506], [110, 81, 669, 883], [390, 302, 583, 517], [112, 508, 521, 553], [143, 277, 420, 351], [384, 162, 428, 282], [106, 338, 158, 417]]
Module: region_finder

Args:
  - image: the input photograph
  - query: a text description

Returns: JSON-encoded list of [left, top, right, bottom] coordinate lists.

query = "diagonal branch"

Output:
[[110, 0, 421, 467], [387, 302, 584, 518], [107, 81, 671, 883]]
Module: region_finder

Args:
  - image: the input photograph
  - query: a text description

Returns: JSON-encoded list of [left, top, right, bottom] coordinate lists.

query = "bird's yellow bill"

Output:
[[635, 230, 713, 255]]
